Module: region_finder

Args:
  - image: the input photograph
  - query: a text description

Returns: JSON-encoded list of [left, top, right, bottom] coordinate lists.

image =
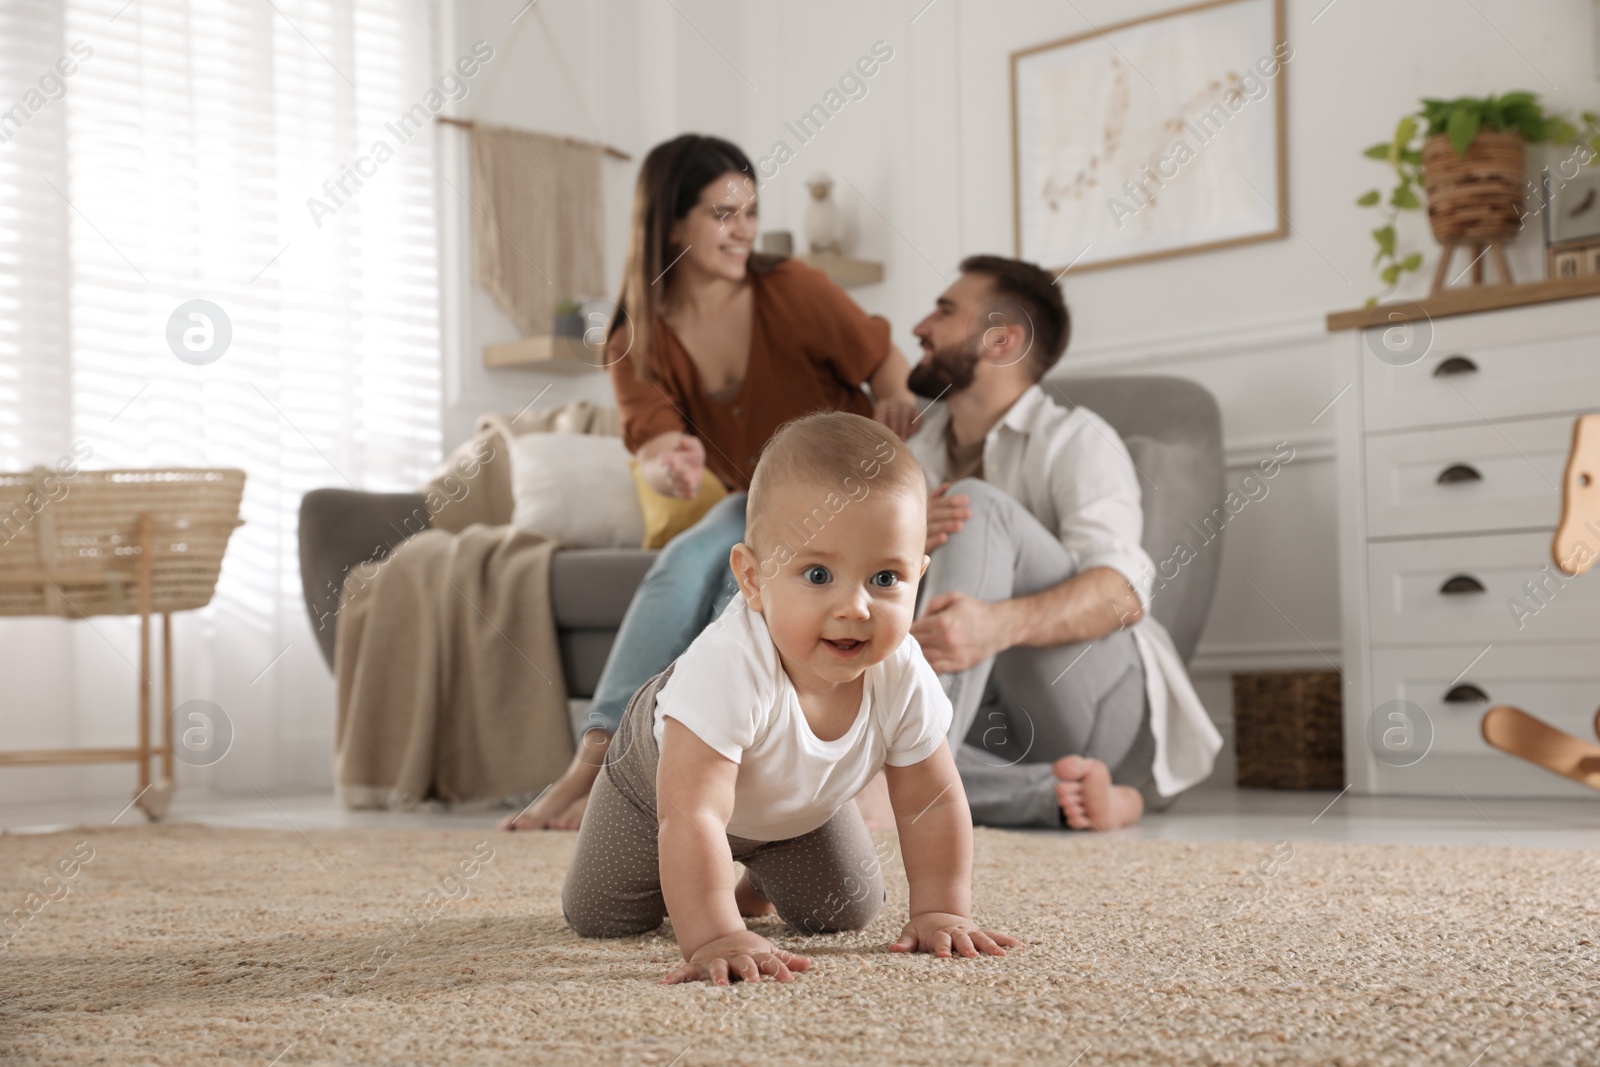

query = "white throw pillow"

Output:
[[506, 433, 644, 548]]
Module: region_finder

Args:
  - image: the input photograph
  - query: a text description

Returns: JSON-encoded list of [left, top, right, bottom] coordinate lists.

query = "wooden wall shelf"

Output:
[[1327, 274, 1600, 332], [484, 335, 602, 370], [799, 253, 884, 288]]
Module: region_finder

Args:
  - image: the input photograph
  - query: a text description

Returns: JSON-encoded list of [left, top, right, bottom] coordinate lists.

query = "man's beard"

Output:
[[907, 336, 982, 400]]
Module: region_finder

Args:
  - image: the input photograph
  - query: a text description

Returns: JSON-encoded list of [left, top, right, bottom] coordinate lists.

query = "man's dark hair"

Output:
[[959, 254, 1071, 380]]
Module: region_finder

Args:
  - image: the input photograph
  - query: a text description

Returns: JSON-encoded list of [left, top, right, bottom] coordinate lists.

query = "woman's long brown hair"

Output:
[[612, 134, 770, 384]]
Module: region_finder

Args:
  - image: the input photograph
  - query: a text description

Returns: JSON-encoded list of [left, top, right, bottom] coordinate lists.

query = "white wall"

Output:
[[440, 0, 1597, 761]]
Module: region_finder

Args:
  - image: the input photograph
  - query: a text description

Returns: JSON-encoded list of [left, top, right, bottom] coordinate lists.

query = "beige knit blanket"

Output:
[[332, 523, 572, 810]]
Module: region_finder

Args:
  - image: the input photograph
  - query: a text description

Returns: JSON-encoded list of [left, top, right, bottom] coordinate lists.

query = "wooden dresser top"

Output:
[[1327, 274, 1600, 332]]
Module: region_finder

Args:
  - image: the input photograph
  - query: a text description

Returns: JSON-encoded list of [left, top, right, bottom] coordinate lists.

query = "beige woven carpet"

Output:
[[1, 825, 1596, 1066]]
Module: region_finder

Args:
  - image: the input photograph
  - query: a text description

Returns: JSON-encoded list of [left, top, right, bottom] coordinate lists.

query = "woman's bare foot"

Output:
[[854, 769, 895, 831], [498, 729, 610, 831], [547, 794, 588, 830], [1052, 755, 1144, 830], [734, 869, 776, 918]]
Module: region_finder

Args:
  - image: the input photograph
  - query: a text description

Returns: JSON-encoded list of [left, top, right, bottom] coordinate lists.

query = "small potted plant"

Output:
[[553, 298, 585, 338], [1357, 92, 1600, 299]]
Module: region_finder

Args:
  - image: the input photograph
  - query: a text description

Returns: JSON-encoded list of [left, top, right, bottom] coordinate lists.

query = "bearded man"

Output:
[[882, 255, 1220, 830]]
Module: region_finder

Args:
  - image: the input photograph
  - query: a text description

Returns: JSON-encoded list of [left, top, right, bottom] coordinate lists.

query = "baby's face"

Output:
[[733, 480, 928, 692]]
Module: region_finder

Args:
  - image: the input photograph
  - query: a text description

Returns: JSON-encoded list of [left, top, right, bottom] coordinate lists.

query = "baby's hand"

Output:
[[660, 930, 811, 986], [889, 912, 1018, 959]]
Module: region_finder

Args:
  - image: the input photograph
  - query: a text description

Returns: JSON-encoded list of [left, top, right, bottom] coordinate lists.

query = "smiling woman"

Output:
[[500, 133, 923, 831]]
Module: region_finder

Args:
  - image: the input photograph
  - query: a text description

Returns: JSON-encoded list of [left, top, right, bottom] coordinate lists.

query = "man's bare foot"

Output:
[[498, 729, 610, 831], [855, 769, 895, 831], [734, 870, 776, 918], [1052, 755, 1144, 830], [1055, 775, 1089, 828]]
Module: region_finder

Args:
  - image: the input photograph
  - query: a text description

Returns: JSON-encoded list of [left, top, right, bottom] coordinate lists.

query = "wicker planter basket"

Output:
[[1233, 670, 1344, 790], [1422, 130, 1527, 245]]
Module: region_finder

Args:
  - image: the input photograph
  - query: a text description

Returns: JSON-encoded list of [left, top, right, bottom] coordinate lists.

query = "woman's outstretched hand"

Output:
[[660, 931, 811, 985], [873, 394, 921, 441], [648, 434, 706, 499]]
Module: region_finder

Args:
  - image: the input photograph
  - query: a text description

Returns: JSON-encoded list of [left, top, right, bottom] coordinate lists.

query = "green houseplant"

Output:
[[553, 298, 585, 338], [1357, 92, 1600, 299]]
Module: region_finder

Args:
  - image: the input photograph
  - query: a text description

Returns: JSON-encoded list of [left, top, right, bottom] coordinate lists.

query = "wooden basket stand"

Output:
[[0, 468, 245, 820]]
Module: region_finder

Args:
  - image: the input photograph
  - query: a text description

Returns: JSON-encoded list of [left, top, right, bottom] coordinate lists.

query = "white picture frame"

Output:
[[1011, 0, 1289, 274], [1546, 168, 1600, 246]]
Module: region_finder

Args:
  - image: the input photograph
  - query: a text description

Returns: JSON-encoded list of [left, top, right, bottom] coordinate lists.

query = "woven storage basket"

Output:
[[1422, 130, 1527, 244], [0, 468, 245, 618], [1232, 670, 1344, 790]]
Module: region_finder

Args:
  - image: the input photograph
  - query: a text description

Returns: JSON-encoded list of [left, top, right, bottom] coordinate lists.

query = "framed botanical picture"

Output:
[[1010, 0, 1289, 274]]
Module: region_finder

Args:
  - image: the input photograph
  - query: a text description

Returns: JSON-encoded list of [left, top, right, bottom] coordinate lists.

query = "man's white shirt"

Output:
[[907, 383, 1222, 796]]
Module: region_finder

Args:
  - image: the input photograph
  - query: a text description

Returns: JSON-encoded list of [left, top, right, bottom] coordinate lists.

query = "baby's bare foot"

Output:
[[734, 870, 776, 918], [1052, 755, 1144, 830]]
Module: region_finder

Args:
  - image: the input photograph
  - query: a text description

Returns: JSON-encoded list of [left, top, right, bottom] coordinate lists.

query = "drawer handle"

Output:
[[1439, 574, 1486, 594], [1443, 683, 1490, 704], [1432, 355, 1479, 377], [1436, 463, 1483, 485]]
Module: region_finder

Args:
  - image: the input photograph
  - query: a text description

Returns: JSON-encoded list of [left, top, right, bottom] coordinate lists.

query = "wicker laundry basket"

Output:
[[0, 467, 245, 818], [1232, 670, 1345, 790]]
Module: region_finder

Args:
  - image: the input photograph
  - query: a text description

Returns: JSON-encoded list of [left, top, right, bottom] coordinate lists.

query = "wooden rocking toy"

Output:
[[1479, 414, 1600, 790]]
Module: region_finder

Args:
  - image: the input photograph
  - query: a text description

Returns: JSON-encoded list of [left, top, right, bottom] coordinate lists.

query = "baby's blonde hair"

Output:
[[745, 411, 926, 557]]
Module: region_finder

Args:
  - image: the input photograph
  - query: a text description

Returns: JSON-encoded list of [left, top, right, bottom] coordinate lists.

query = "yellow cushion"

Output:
[[629, 460, 729, 549]]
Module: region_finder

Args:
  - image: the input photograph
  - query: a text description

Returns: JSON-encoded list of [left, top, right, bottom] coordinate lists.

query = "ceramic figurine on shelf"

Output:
[[1480, 413, 1600, 791], [804, 173, 843, 256]]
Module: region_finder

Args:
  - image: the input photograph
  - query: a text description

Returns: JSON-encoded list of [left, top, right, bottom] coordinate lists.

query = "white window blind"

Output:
[[0, 0, 442, 797]]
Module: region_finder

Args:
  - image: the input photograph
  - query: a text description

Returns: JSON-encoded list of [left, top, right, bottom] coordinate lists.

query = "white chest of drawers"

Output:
[[1331, 284, 1600, 797]]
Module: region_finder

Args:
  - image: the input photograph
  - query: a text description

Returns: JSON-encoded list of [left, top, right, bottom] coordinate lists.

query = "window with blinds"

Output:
[[0, 0, 442, 795]]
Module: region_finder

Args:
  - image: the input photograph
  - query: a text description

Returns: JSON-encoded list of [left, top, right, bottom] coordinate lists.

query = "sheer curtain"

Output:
[[0, 0, 442, 801]]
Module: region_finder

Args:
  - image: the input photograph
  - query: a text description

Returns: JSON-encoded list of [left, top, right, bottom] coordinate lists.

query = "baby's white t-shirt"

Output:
[[652, 595, 953, 842]]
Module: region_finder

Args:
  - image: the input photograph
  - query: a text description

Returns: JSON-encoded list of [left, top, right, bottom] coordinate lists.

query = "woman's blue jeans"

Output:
[[581, 492, 749, 735]]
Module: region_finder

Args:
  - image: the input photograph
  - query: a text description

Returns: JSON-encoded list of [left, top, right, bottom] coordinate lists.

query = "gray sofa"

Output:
[[299, 376, 1226, 705]]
